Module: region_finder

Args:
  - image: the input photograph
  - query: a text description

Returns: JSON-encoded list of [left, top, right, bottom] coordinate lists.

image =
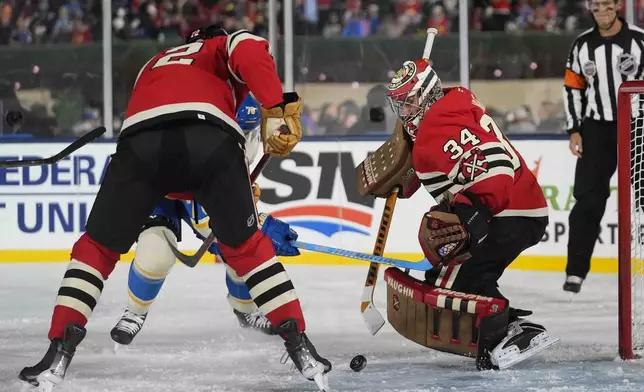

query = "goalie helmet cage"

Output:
[[618, 80, 644, 360]]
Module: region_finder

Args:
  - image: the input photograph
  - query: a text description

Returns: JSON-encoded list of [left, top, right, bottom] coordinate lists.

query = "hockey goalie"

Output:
[[358, 58, 558, 370]]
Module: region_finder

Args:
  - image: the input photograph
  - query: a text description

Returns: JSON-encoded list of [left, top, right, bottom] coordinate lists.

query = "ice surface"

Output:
[[1, 263, 644, 392]]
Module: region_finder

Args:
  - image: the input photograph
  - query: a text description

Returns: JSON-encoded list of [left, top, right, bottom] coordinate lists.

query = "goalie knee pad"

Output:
[[127, 226, 177, 314]]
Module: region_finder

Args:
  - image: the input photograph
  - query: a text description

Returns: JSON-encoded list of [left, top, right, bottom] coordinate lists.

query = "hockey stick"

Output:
[[360, 189, 399, 335], [166, 153, 271, 267], [292, 240, 432, 271], [0, 126, 106, 168], [359, 28, 439, 336]]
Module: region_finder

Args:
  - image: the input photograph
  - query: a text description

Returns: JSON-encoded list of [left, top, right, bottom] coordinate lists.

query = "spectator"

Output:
[[10, 17, 33, 45], [343, 11, 368, 37], [51, 6, 74, 43], [0, 2, 13, 45], [366, 4, 381, 35], [71, 18, 92, 44], [322, 11, 342, 38], [428, 5, 450, 35]]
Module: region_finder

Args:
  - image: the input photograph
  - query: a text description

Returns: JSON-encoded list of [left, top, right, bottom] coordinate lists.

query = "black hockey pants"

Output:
[[85, 120, 258, 254]]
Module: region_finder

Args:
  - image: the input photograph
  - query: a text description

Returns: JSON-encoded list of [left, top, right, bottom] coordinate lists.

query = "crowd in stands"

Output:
[[0, 0, 636, 137], [2, 0, 643, 45]]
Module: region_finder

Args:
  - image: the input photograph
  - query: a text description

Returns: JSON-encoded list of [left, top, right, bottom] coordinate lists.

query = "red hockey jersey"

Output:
[[413, 87, 548, 218], [120, 30, 283, 143]]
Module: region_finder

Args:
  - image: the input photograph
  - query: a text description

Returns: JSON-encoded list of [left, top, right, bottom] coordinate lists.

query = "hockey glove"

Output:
[[260, 92, 302, 157], [258, 213, 300, 256], [252, 183, 261, 204], [450, 192, 492, 247]]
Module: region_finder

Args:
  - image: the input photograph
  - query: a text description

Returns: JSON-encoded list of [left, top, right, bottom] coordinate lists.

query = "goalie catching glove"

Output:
[[419, 192, 492, 269], [260, 92, 303, 157]]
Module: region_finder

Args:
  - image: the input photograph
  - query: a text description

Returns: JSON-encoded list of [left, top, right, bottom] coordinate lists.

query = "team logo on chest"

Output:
[[582, 61, 596, 77], [617, 53, 637, 76], [459, 147, 489, 183]]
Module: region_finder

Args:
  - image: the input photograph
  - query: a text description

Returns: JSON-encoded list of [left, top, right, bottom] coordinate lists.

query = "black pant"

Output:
[[85, 121, 258, 254], [425, 216, 548, 300], [567, 119, 617, 278]]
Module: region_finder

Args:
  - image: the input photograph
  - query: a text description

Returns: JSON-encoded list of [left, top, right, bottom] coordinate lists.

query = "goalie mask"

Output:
[[386, 59, 443, 142]]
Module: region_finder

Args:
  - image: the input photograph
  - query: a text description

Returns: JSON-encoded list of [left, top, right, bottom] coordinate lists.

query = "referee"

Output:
[[563, 0, 644, 293]]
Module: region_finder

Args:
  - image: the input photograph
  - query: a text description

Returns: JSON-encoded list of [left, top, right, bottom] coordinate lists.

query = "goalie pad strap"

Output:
[[384, 267, 507, 358], [355, 121, 419, 198]]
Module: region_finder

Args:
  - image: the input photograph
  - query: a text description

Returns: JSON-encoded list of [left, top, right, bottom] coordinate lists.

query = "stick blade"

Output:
[[361, 303, 386, 336]]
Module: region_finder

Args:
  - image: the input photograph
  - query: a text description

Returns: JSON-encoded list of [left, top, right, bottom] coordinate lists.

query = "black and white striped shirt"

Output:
[[563, 18, 644, 134]]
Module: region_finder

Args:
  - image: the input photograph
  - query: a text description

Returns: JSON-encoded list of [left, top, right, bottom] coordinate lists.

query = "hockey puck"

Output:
[[350, 355, 367, 372]]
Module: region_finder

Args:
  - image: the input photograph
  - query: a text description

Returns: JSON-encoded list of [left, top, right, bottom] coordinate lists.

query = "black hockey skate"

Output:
[[563, 275, 583, 293], [233, 309, 276, 335], [19, 324, 86, 392], [277, 319, 332, 391], [110, 309, 147, 346]]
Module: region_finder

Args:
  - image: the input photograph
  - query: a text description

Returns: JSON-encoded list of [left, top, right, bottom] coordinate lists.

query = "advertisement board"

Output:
[[0, 140, 619, 272]]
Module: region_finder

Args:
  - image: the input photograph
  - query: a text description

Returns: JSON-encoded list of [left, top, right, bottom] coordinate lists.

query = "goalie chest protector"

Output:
[[384, 267, 506, 358]]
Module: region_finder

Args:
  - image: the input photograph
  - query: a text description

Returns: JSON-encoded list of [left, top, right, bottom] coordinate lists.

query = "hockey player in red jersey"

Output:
[[19, 26, 331, 391], [385, 59, 558, 369]]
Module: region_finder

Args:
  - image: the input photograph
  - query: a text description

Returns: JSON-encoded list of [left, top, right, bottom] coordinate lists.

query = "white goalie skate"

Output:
[[489, 319, 560, 370]]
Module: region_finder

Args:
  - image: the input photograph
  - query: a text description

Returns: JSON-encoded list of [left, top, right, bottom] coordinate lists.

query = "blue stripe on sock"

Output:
[[128, 263, 166, 303], [225, 272, 252, 301]]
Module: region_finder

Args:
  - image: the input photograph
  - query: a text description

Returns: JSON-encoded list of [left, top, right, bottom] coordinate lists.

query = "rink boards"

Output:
[[0, 138, 619, 272]]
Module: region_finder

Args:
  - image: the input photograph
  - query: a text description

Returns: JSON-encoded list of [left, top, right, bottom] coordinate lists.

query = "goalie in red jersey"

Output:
[[382, 59, 558, 370]]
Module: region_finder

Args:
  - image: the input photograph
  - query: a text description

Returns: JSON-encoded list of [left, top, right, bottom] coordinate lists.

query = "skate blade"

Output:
[[20, 382, 37, 392], [112, 342, 126, 354], [313, 373, 330, 392], [497, 336, 560, 370], [35, 370, 63, 392]]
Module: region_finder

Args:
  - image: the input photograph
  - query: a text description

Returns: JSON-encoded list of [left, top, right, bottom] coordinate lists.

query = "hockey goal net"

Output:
[[618, 80, 644, 360]]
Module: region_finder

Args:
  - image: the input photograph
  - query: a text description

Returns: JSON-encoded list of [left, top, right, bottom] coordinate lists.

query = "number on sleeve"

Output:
[[152, 42, 204, 69], [479, 113, 521, 170]]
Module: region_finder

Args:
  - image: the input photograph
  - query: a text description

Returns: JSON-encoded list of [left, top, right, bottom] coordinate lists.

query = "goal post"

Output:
[[618, 80, 644, 360]]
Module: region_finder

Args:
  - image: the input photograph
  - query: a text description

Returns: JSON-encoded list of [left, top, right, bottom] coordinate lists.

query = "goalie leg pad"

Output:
[[384, 267, 508, 359]]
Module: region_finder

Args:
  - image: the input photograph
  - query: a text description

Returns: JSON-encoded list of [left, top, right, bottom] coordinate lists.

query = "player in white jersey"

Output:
[[110, 94, 301, 345]]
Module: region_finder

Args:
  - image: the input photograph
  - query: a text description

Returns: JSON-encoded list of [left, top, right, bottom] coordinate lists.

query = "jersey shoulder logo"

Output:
[[459, 147, 489, 183], [617, 53, 637, 76]]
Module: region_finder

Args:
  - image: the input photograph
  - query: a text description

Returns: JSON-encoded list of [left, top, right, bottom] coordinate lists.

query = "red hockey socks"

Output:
[[48, 233, 120, 339], [220, 230, 306, 331]]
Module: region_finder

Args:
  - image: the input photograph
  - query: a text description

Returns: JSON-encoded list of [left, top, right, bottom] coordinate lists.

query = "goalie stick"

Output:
[[360, 190, 399, 335], [292, 240, 432, 271], [0, 126, 106, 168], [165, 153, 271, 267], [360, 27, 439, 336]]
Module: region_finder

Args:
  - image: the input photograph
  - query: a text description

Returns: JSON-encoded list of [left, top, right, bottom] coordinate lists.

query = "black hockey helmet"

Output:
[[185, 25, 227, 44]]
